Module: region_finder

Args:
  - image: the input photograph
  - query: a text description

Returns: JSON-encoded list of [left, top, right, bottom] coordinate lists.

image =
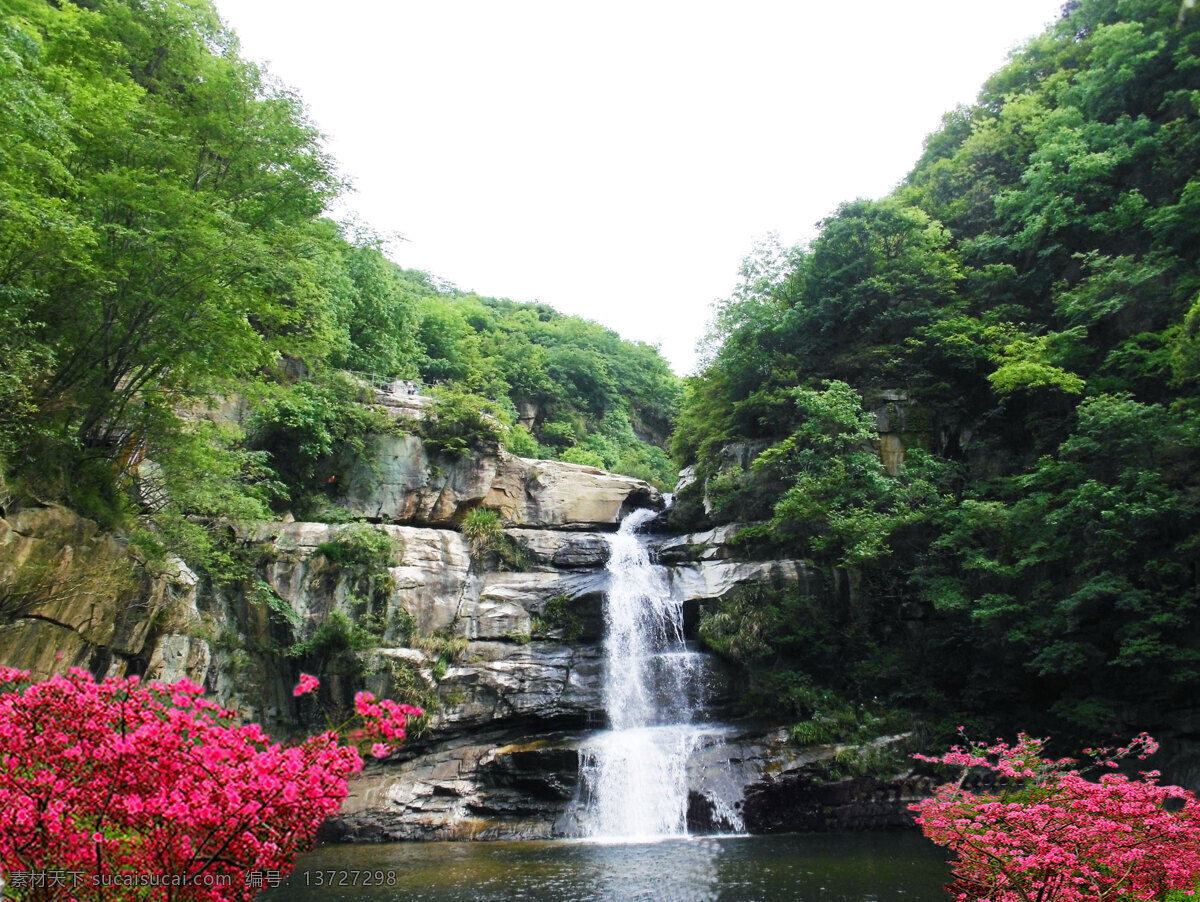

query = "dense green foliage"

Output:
[[407, 290, 679, 486], [0, 0, 678, 573], [681, 0, 1200, 745]]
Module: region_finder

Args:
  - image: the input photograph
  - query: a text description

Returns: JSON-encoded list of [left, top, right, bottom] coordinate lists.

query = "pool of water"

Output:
[[259, 831, 950, 901]]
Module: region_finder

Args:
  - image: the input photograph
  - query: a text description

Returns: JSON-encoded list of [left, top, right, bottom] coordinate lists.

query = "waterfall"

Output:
[[582, 507, 739, 839]]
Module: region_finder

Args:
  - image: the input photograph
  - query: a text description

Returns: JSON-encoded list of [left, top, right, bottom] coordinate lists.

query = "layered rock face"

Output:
[[224, 514, 823, 841], [276, 450, 826, 841]]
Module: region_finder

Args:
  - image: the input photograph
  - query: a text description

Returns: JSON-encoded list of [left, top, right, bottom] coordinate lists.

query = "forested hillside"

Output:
[[677, 0, 1200, 746], [8, 0, 1199, 758], [0, 0, 677, 575]]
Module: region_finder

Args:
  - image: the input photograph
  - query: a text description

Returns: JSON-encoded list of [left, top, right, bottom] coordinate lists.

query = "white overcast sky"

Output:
[[213, 0, 1063, 375]]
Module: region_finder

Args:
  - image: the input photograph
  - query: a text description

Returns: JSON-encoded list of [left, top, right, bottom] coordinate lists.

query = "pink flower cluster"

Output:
[[912, 731, 1200, 902], [0, 667, 419, 901], [292, 672, 319, 696], [351, 691, 423, 758]]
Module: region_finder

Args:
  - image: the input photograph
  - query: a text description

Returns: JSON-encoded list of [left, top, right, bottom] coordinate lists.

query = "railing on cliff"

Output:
[[341, 370, 500, 412], [342, 370, 437, 397]]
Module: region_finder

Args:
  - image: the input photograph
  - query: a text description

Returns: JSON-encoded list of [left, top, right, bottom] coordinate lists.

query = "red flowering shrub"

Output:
[[912, 731, 1200, 902], [0, 667, 420, 901]]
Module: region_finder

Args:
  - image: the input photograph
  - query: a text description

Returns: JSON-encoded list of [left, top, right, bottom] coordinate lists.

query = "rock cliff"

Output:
[[0, 504, 201, 682], [0, 434, 903, 841]]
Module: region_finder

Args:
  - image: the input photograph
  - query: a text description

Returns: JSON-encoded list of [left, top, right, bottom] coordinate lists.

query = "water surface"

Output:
[[261, 832, 950, 901]]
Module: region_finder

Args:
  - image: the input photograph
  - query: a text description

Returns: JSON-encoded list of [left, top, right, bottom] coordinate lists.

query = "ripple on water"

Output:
[[258, 832, 950, 902]]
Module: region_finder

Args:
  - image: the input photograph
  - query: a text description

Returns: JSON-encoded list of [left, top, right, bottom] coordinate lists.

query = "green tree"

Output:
[[327, 228, 420, 378], [751, 382, 947, 566], [0, 0, 343, 512], [919, 393, 1200, 730]]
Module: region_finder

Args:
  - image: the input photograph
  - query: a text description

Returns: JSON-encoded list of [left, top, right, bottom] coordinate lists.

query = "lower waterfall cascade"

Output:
[[581, 507, 744, 839]]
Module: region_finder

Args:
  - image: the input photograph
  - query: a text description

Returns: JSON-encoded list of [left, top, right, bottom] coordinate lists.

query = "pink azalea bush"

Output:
[[912, 731, 1200, 902], [0, 667, 420, 901]]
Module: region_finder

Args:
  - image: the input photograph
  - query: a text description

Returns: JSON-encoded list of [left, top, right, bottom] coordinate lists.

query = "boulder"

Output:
[[337, 435, 662, 529], [323, 732, 587, 842], [653, 524, 750, 563], [258, 521, 476, 636], [668, 559, 822, 605], [483, 456, 663, 529], [506, 529, 611, 569], [433, 641, 605, 731], [464, 571, 606, 640], [338, 434, 500, 525], [256, 522, 610, 645]]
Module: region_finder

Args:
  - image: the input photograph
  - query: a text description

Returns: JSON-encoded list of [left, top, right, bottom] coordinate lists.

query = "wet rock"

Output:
[[741, 773, 936, 833], [477, 747, 581, 801], [506, 529, 610, 569], [734, 733, 929, 833], [687, 791, 741, 834], [324, 733, 587, 842], [328, 726, 927, 842]]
